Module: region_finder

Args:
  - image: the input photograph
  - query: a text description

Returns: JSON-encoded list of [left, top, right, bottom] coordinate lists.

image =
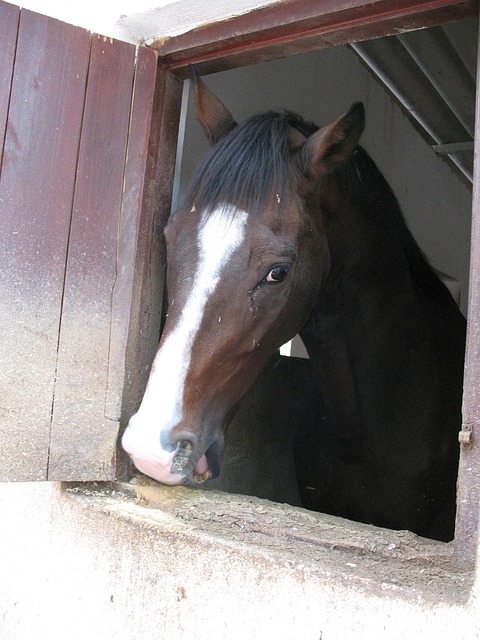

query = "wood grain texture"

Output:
[[0, 9, 161, 481], [0, 1, 20, 167], [154, 0, 478, 76], [454, 34, 480, 567], [0, 9, 90, 481], [105, 45, 159, 425], [116, 64, 183, 478], [48, 35, 138, 480]]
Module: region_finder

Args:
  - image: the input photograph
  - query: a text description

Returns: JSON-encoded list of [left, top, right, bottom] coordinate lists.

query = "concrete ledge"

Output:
[[65, 477, 473, 606], [2, 480, 479, 638]]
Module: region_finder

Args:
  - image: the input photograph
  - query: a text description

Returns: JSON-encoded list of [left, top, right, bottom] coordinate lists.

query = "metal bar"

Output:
[[432, 141, 475, 153], [398, 29, 476, 137], [171, 78, 190, 213], [351, 39, 474, 181]]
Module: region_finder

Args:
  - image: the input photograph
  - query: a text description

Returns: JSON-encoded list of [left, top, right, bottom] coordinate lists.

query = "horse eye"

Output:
[[265, 265, 290, 283]]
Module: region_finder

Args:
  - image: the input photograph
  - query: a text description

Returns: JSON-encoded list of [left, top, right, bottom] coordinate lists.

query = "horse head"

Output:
[[122, 71, 364, 485]]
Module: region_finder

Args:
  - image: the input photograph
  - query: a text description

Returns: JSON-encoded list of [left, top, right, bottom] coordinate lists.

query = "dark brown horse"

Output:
[[122, 70, 466, 541]]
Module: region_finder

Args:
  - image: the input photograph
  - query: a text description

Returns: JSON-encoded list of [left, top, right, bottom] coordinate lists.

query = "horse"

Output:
[[122, 69, 466, 541]]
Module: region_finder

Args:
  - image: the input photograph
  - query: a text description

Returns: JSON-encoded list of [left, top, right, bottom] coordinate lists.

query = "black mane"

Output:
[[183, 111, 316, 215], [184, 108, 459, 311]]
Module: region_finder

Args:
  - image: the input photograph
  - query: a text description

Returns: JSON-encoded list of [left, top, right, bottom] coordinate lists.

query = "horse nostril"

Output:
[[170, 434, 196, 474]]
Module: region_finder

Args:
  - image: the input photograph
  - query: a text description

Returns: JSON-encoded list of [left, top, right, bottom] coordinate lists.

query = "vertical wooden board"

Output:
[[117, 68, 184, 477], [0, 1, 20, 165], [48, 36, 137, 480], [454, 26, 480, 567], [0, 10, 91, 481], [105, 46, 159, 423]]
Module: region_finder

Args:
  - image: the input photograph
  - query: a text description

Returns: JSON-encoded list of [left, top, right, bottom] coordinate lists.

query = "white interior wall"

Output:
[[179, 44, 472, 314]]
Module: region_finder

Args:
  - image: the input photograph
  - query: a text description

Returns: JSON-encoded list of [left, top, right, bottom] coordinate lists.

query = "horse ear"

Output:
[[301, 102, 365, 177], [190, 66, 237, 146]]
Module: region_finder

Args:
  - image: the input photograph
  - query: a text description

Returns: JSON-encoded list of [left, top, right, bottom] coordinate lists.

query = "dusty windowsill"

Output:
[[64, 476, 473, 605]]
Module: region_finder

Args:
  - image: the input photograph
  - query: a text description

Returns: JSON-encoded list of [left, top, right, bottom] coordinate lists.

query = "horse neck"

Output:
[[301, 177, 433, 386], [319, 179, 416, 310], [299, 183, 438, 450]]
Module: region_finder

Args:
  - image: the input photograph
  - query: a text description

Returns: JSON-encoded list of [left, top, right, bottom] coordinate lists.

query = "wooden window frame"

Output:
[[143, 0, 479, 570]]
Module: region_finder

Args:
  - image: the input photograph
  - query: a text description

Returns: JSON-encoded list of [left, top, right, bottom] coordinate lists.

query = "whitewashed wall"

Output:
[[17, 0, 281, 42], [1, 481, 480, 640]]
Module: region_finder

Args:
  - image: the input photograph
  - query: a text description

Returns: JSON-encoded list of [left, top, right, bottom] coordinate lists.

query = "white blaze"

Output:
[[122, 206, 248, 478]]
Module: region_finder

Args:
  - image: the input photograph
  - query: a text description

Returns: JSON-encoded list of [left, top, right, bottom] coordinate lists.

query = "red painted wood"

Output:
[[115, 65, 183, 479], [0, 9, 160, 481], [153, 0, 477, 75], [0, 9, 91, 481], [0, 1, 20, 167], [48, 35, 138, 480], [105, 45, 159, 423], [454, 41, 480, 566], [0, 10, 90, 293]]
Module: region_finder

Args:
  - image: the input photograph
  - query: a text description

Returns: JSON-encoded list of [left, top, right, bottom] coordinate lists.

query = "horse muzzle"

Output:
[[122, 421, 222, 486], [180, 438, 222, 485]]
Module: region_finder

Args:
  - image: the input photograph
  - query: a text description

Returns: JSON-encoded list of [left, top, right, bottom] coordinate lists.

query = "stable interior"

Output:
[[172, 20, 475, 510]]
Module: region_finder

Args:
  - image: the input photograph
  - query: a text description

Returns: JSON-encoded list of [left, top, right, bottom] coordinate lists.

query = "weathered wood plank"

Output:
[[0, 1, 20, 167], [154, 0, 478, 75], [105, 45, 159, 425], [0, 10, 91, 481], [48, 35, 137, 481], [454, 28, 480, 567], [117, 66, 183, 478]]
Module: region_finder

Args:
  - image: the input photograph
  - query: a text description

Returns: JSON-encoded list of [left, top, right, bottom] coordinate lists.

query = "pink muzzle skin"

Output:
[[127, 453, 211, 486], [127, 454, 185, 486], [122, 423, 212, 486]]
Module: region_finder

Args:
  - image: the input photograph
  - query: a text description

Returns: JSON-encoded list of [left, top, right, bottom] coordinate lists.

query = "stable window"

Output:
[[173, 28, 474, 509], [1, 0, 479, 575], [136, 0, 480, 571]]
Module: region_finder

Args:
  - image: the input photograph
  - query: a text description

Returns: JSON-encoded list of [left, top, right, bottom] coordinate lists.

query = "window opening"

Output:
[[154, 19, 474, 545]]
